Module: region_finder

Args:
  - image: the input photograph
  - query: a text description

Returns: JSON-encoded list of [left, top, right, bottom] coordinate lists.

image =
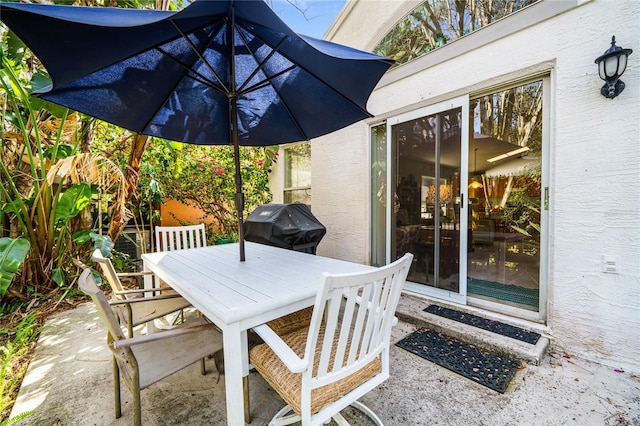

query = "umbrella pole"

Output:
[[229, 2, 245, 261], [231, 96, 246, 261]]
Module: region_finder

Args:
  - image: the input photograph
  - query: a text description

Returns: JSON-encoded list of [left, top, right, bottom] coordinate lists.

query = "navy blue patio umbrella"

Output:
[[0, 0, 393, 260]]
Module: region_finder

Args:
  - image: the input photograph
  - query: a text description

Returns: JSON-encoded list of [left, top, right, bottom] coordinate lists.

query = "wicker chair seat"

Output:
[[250, 325, 382, 416], [265, 306, 314, 335]]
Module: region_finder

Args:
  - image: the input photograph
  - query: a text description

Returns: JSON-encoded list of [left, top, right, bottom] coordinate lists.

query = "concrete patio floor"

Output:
[[10, 300, 640, 425]]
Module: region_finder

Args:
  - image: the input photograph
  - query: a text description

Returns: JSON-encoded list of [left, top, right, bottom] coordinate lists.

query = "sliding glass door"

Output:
[[375, 80, 546, 318]]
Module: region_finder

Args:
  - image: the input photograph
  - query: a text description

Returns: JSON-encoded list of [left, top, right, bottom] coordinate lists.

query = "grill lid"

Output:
[[244, 203, 326, 252]]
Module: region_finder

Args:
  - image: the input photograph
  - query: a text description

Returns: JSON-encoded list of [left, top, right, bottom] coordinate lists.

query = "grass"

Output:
[[0, 310, 43, 424]]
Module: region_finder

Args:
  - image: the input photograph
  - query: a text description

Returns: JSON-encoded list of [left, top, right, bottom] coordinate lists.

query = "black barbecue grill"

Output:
[[244, 203, 326, 254]]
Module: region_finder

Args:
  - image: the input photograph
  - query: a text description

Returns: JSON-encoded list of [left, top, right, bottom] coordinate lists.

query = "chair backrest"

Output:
[[91, 249, 126, 299], [79, 268, 142, 393], [78, 268, 128, 343], [304, 253, 413, 394], [154, 224, 207, 252]]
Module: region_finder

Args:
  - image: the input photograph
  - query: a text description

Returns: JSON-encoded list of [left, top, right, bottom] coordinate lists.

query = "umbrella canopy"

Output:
[[0, 0, 393, 260]]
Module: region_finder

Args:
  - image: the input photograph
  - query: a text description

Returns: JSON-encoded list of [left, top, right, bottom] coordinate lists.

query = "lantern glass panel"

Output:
[[618, 55, 628, 75], [598, 61, 606, 79], [604, 55, 618, 78]]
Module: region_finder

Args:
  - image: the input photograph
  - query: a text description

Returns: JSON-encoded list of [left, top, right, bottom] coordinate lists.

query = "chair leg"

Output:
[[133, 374, 142, 426], [201, 358, 206, 375], [332, 412, 349, 426], [348, 401, 383, 425], [243, 376, 251, 424], [270, 405, 299, 425], [113, 356, 122, 419], [213, 349, 224, 374]]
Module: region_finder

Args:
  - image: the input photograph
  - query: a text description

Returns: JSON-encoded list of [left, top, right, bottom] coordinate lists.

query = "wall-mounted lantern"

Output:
[[595, 36, 633, 99]]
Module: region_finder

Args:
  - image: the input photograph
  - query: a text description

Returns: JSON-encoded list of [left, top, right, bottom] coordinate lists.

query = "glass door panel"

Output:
[[467, 81, 543, 313], [389, 96, 468, 302]]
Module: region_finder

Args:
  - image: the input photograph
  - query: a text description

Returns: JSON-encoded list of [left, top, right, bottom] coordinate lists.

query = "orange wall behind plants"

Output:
[[159, 199, 217, 228]]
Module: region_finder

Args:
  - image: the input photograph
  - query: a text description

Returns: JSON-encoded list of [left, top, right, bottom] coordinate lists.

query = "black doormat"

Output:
[[396, 328, 520, 393], [424, 305, 541, 345]]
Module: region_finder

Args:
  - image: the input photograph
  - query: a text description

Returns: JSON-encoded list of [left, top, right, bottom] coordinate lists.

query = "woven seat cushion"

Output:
[[249, 326, 382, 416], [266, 306, 314, 335]]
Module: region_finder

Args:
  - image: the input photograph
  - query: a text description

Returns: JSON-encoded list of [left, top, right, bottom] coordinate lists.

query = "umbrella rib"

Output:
[[234, 17, 375, 118], [230, 21, 299, 96], [268, 88, 310, 141], [232, 24, 310, 139], [290, 61, 373, 119], [235, 27, 287, 94], [227, 19, 310, 139], [155, 46, 227, 96], [254, 32, 376, 119], [233, 21, 373, 135], [240, 64, 296, 96], [169, 18, 230, 94]]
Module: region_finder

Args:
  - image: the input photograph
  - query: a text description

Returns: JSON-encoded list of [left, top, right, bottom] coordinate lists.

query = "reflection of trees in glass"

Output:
[[474, 81, 542, 154], [284, 142, 311, 206], [472, 81, 543, 241], [284, 142, 311, 188], [374, 0, 539, 67], [397, 107, 461, 149], [371, 124, 387, 206]]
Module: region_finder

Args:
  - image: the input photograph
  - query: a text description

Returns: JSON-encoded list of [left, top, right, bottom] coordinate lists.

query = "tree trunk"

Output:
[[107, 134, 148, 242]]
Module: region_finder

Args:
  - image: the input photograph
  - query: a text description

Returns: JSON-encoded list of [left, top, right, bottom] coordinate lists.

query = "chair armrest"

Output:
[[108, 293, 185, 305], [116, 271, 154, 278], [112, 323, 215, 349], [252, 324, 307, 373], [115, 288, 179, 296]]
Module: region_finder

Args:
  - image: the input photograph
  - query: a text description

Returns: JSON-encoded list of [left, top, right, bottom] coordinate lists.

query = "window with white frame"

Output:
[[374, 0, 540, 69], [283, 142, 311, 207]]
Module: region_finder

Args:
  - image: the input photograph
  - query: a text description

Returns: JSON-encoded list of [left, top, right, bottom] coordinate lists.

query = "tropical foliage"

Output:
[[0, 0, 277, 301], [92, 133, 278, 242], [0, 239, 29, 301], [0, 37, 124, 299]]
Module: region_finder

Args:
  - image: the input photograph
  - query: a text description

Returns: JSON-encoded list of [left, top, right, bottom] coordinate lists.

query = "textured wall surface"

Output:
[[271, 0, 640, 372], [312, 125, 371, 263]]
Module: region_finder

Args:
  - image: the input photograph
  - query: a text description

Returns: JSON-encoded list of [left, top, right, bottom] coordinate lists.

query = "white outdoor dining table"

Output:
[[141, 241, 373, 425]]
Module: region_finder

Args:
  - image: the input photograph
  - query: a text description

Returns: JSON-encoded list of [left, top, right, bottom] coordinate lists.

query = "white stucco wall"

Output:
[[311, 125, 372, 264], [270, 0, 640, 372]]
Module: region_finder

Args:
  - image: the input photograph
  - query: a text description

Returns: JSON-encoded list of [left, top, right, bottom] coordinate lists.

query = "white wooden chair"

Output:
[[153, 224, 207, 328], [91, 249, 191, 337], [154, 223, 207, 252], [78, 269, 223, 426], [249, 253, 413, 425]]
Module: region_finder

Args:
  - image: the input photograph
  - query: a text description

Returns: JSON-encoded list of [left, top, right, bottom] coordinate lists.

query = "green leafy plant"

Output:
[[0, 410, 34, 426], [0, 239, 29, 300], [1, 46, 129, 300], [502, 173, 542, 240]]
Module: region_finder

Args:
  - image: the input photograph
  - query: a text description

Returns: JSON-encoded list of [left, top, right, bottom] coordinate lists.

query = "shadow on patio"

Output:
[[10, 300, 639, 425]]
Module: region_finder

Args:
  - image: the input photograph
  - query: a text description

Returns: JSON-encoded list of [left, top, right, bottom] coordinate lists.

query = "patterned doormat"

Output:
[[468, 278, 539, 307], [424, 305, 541, 345], [396, 328, 521, 393]]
